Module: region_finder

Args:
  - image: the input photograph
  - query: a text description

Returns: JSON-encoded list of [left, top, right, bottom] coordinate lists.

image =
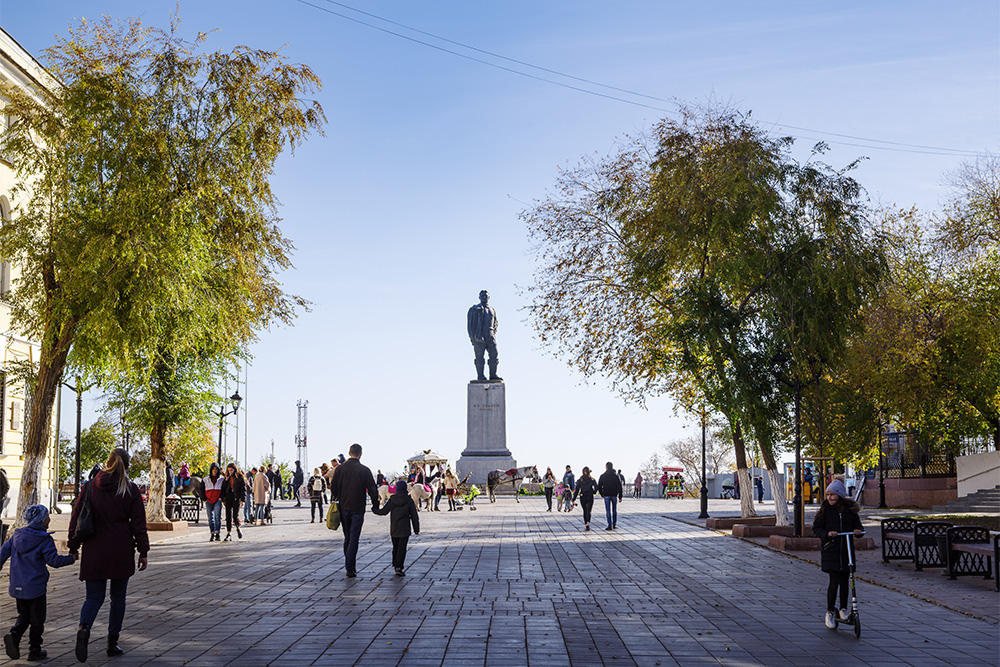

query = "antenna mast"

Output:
[[295, 399, 309, 470]]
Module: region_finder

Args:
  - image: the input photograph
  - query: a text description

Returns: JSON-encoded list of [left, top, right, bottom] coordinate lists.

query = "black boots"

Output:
[[3, 632, 19, 659], [107, 634, 124, 657], [75, 624, 90, 663]]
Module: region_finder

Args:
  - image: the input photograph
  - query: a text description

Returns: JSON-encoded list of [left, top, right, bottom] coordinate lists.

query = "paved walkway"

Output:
[[2, 497, 997, 666]]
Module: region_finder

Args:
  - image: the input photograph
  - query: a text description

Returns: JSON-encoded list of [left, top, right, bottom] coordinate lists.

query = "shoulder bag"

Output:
[[326, 499, 341, 531], [73, 482, 96, 542]]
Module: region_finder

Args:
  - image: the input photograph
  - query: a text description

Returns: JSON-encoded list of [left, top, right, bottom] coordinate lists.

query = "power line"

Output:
[[293, 0, 983, 158]]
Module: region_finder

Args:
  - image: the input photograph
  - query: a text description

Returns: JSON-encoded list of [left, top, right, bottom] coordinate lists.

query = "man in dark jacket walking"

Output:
[[330, 443, 380, 577], [597, 462, 623, 530], [293, 461, 305, 507]]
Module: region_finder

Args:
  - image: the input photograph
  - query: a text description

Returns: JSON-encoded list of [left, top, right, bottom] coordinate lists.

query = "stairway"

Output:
[[932, 486, 1000, 513]]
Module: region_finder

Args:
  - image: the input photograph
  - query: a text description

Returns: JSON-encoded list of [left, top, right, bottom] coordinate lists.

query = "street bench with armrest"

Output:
[[942, 526, 998, 591], [881, 518, 952, 570]]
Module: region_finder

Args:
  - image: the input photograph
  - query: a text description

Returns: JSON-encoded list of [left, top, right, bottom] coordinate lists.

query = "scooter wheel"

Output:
[[853, 614, 861, 638]]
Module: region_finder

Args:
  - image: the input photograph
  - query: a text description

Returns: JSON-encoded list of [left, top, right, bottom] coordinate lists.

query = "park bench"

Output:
[[942, 526, 998, 591], [165, 497, 201, 523], [881, 518, 952, 569]]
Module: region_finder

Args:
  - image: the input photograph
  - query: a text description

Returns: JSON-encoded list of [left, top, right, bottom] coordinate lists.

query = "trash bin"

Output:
[[165, 498, 181, 520]]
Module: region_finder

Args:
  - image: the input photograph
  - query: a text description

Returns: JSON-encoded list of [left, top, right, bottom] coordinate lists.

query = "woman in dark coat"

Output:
[[572, 467, 598, 531], [222, 464, 247, 541], [67, 448, 149, 662], [372, 480, 420, 575], [812, 478, 864, 629]]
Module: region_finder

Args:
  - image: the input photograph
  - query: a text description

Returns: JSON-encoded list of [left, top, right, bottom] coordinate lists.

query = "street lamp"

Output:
[[877, 420, 887, 509], [698, 406, 709, 519], [60, 378, 97, 495], [216, 391, 243, 463]]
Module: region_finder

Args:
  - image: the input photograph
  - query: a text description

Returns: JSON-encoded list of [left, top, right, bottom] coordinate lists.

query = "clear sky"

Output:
[[2, 1, 997, 479]]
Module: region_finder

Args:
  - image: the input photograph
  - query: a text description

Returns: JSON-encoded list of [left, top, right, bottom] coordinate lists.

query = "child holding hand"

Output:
[[373, 480, 420, 576], [0, 504, 76, 660]]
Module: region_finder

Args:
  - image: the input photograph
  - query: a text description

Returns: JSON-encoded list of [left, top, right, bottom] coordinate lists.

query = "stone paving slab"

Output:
[[0, 497, 996, 665]]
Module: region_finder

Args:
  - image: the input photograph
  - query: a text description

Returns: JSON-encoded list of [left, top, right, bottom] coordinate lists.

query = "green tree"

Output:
[[524, 106, 885, 525], [0, 16, 324, 524], [79, 418, 119, 475]]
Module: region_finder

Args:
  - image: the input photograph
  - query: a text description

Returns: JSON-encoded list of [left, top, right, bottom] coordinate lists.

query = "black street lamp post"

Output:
[[60, 378, 96, 495], [792, 377, 803, 538], [698, 409, 709, 519], [878, 422, 887, 509], [216, 392, 243, 463]]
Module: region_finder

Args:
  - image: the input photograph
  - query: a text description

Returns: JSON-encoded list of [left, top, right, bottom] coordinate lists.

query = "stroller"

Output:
[[263, 499, 274, 524], [459, 484, 480, 511]]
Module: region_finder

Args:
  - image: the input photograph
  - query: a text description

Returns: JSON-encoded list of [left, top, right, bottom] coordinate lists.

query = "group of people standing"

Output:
[[540, 463, 624, 531]]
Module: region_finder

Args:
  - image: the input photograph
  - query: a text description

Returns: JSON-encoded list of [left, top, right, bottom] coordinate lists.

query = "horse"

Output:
[[175, 475, 203, 499], [408, 482, 432, 511], [486, 466, 539, 503]]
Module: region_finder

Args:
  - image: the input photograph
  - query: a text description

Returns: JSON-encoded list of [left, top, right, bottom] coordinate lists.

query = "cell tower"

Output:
[[295, 400, 309, 470]]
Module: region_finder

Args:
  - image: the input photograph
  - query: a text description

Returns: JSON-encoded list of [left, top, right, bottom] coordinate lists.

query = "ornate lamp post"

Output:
[[60, 378, 97, 494], [216, 392, 243, 463]]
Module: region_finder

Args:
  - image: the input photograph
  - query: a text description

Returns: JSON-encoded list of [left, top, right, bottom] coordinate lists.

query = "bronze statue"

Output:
[[467, 290, 502, 381]]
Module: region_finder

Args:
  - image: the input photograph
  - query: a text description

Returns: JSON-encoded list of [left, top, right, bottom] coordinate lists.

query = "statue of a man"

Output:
[[467, 290, 502, 382]]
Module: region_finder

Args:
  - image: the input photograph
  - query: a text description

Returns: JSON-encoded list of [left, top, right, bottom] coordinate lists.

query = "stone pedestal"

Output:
[[456, 381, 515, 485]]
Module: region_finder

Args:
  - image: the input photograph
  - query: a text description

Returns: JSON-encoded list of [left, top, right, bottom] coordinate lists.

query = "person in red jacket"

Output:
[[68, 448, 149, 662], [202, 463, 224, 542]]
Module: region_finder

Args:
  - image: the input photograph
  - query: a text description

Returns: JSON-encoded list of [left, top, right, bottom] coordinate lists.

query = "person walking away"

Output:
[[813, 479, 864, 629], [633, 472, 643, 499], [0, 505, 75, 660], [293, 461, 305, 507], [203, 463, 224, 542], [598, 461, 623, 530], [307, 468, 326, 523], [542, 467, 556, 511], [443, 469, 459, 511], [244, 468, 257, 524], [273, 466, 284, 500], [329, 443, 381, 578], [252, 465, 270, 524], [222, 464, 246, 541], [755, 476, 765, 504], [164, 461, 173, 497], [68, 448, 149, 662], [617, 469, 626, 501], [373, 480, 420, 575], [572, 468, 598, 531]]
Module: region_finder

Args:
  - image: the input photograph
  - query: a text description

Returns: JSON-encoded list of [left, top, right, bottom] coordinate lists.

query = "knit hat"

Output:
[[826, 479, 848, 499], [24, 504, 49, 527], [395, 480, 407, 494]]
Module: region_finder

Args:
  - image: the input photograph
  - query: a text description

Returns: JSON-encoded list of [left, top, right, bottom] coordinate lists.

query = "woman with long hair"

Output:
[[443, 469, 459, 511], [67, 448, 149, 662], [542, 467, 556, 511], [222, 464, 247, 541], [203, 463, 224, 542], [573, 467, 598, 531]]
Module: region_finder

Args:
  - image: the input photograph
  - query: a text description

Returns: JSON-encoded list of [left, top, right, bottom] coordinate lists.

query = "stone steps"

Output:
[[931, 486, 1000, 514]]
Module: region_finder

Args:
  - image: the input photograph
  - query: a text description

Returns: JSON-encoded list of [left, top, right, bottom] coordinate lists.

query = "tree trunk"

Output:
[[13, 318, 76, 528], [731, 421, 758, 518], [146, 422, 168, 523], [759, 443, 790, 527]]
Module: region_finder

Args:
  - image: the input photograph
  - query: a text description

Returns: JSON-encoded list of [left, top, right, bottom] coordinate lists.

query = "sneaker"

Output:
[[4, 632, 19, 660], [604, 526, 614, 531], [236, 526, 243, 539], [346, 571, 357, 578], [585, 523, 590, 531], [839, 608, 850, 621], [824, 612, 836, 629]]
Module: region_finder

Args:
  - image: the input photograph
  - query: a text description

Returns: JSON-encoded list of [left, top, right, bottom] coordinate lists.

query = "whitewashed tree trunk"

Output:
[[145, 424, 167, 523], [768, 467, 790, 526], [737, 466, 758, 518]]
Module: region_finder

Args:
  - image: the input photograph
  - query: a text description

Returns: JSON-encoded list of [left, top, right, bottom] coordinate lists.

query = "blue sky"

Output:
[[3, 1, 997, 478]]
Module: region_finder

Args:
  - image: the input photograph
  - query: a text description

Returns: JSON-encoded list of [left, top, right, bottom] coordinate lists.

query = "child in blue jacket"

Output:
[[0, 504, 76, 660]]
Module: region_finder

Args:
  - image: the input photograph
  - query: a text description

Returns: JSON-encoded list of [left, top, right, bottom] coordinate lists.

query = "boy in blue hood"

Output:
[[0, 504, 76, 660]]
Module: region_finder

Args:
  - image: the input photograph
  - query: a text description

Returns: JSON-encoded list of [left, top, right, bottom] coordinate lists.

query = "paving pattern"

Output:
[[1, 498, 997, 666]]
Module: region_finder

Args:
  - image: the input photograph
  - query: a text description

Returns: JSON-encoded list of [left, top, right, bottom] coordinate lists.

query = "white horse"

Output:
[[408, 482, 432, 511]]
